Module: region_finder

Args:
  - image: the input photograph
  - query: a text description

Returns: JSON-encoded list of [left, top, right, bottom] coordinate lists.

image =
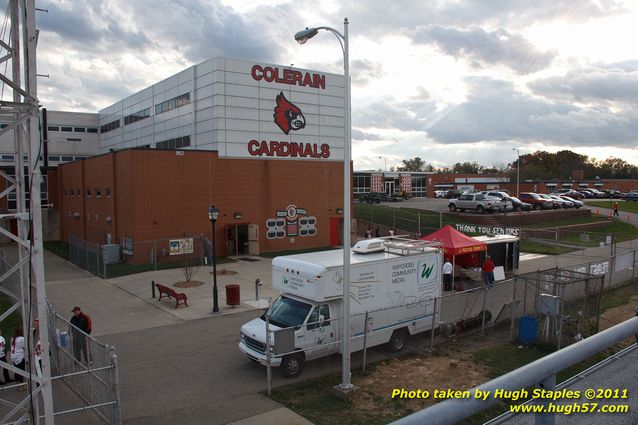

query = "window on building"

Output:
[[61, 156, 74, 162], [86, 189, 91, 197], [7, 174, 47, 210], [74, 127, 86, 132], [124, 107, 151, 125], [0, 123, 8, 129], [47, 126, 59, 132], [48, 155, 61, 162], [61, 126, 73, 132], [411, 176, 427, 198], [1, 154, 14, 161], [105, 188, 112, 197], [155, 135, 191, 149], [86, 127, 98, 133], [353, 175, 371, 194], [95, 188, 102, 197], [66, 138, 82, 142], [100, 119, 121, 133], [155, 93, 190, 115]]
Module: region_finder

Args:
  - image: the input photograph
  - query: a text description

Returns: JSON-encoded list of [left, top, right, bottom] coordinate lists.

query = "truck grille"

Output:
[[243, 334, 266, 354]]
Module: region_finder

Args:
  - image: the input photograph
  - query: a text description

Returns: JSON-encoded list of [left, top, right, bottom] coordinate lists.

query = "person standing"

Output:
[[482, 255, 495, 287], [10, 326, 24, 388], [613, 202, 619, 216], [70, 306, 90, 364], [201, 234, 213, 265], [442, 259, 453, 292], [365, 226, 372, 238], [375, 227, 381, 238], [388, 227, 395, 237], [0, 329, 11, 384]]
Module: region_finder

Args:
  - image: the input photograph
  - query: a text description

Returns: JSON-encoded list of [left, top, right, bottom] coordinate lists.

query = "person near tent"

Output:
[[613, 202, 619, 216], [482, 255, 495, 287], [442, 258, 453, 291], [365, 226, 372, 238]]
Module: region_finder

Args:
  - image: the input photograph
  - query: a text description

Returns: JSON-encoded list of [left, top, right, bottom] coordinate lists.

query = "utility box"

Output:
[[540, 293, 561, 316], [102, 244, 120, 264], [226, 284, 241, 307]]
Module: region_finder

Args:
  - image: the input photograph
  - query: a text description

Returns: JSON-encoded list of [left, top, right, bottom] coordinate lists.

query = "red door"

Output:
[[330, 217, 341, 247]]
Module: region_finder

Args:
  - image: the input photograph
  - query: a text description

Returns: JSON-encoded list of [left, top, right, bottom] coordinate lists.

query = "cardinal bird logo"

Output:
[[273, 92, 306, 135]]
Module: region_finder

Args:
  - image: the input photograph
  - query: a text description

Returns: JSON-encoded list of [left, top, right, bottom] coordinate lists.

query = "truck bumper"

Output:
[[238, 341, 282, 367]]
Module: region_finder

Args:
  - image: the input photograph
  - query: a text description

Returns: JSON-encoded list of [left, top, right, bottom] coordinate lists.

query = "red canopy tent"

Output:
[[420, 225, 487, 289]]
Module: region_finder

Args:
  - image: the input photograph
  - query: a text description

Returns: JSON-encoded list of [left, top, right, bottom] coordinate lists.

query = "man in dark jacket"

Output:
[[70, 306, 90, 364]]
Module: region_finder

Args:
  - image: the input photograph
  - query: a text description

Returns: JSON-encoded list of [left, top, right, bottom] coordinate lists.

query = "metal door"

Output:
[[248, 224, 260, 255]]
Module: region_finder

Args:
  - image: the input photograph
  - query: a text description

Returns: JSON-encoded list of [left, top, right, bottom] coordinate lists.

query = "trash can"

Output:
[[518, 316, 538, 345], [226, 284, 240, 307]]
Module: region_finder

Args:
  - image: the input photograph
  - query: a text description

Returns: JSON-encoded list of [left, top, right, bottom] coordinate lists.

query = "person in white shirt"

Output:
[[0, 329, 11, 384], [442, 259, 453, 291], [10, 326, 25, 386]]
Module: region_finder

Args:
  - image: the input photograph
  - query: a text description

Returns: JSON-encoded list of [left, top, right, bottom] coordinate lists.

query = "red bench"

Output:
[[155, 283, 189, 309]]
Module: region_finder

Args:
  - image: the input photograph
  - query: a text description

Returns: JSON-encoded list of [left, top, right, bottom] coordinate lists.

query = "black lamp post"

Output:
[[208, 205, 220, 313]]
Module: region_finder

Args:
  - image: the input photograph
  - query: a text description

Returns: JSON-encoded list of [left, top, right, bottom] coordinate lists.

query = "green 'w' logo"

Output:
[[421, 263, 434, 279]]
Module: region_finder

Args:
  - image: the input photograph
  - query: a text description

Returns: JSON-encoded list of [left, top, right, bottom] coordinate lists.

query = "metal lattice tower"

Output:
[[0, 0, 55, 423]]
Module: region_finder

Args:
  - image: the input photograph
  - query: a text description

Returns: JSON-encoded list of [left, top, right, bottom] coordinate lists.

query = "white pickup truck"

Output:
[[239, 238, 442, 377]]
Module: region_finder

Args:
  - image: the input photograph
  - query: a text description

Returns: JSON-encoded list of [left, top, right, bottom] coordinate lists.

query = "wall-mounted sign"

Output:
[[169, 238, 194, 255], [266, 204, 316, 239]]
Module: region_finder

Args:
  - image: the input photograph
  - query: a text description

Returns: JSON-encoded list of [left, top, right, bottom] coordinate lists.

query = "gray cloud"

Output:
[[529, 68, 638, 104], [351, 59, 384, 86], [353, 99, 437, 132], [332, 0, 625, 34], [352, 129, 384, 141], [426, 77, 638, 147], [412, 25, 556, 74]]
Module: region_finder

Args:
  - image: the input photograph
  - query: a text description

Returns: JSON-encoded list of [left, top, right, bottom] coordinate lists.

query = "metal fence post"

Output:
[[633, 250, 636, 283], [481, 287, 488, 336], [510, 277, 517, 341], [266, 315, 272, 396], [362, 311, 369, 372], [430, 298, 437, 351], [111, 349, 122, 425]]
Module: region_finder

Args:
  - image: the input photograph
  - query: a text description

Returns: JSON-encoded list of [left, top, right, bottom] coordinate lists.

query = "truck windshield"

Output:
[[263, 296, 312, 328]]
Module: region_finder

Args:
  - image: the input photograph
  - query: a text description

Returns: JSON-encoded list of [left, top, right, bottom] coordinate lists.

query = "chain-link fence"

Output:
[[0, 252, 121, 424], [46, 303, 121, 424], [257, 252, 633, 390], [69, 235, 207, 279]]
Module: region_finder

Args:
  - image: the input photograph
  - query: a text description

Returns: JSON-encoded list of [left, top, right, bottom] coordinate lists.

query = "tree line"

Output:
[[395, 151, 638, 180]]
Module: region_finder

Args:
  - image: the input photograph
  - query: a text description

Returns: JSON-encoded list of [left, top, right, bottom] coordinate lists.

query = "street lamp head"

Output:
[[294, 27, 318, 44], [208, 205, 219, 223]]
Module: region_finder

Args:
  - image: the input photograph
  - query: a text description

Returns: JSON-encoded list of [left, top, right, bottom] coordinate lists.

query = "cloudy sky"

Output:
[[32, 0, 638, 171]]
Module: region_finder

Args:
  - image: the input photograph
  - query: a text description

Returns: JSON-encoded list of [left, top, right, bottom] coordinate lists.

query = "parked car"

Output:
[[622, 191, 638, 201], [577, 189, 595, 198], [519, 192, 554, 210], [602, 189, 622, 198], [557, 189, 585, 199], [560, 195, 583, 209], [380, 193, 404, 202], [588, 188, 606, 198], [548, 194, 573, 208], [508, 196, 532, 211], [444, 190, 461, 199], [448, 193, 504, 214], [434, 190, 447, 198], [538, 194, 561, 209]]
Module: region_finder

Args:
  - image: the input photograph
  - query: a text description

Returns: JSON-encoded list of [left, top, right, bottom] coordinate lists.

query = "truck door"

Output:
[[301, 304, 337, 358]]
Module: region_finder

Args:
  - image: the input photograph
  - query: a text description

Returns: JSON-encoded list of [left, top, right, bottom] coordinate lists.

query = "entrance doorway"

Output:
[[226, 224, 248, 256], [385, 180, 395, 195], [330, 217, 342, 247]]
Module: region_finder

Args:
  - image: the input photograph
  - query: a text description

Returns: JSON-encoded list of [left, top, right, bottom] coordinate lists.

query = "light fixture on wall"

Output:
[[234, 212, 242, 219], [336, 208, 343, 214]]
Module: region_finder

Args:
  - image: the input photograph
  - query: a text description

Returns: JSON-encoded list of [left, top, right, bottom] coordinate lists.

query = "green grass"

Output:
[[102, 256, 235, 278], [354, 204, 455, 234], [260, 246, 335, 258], [520, 215, 609, 228], [44, 240, 70, 260], [0, 293, 22, 344], [519, 239, 575, 255], [586, 200, 638, 214]]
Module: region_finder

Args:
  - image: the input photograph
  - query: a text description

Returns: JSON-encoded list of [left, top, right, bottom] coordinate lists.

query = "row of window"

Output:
[[100, 92, 191, 134], [47, 126, 98, 133], [155, 135, 190, 150], [63, 187, 112, 197], [124, 108, 151, 125], [100, 119, 121, 134], [0, 154, 87, 163], [155, 93, 190, 115], [6, 175, 48, 210]]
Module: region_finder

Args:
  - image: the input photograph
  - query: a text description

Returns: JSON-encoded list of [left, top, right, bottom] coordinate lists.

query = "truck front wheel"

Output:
[[280, 353, 304, 378], [387, 329, 409, 352]]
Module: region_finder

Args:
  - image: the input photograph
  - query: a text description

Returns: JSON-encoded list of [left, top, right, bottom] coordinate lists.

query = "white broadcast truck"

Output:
[[239, 238, 443, 377]]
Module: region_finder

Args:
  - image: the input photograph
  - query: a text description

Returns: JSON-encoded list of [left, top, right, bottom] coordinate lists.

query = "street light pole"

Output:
[[295, 17, 353, 394], [208, 206, 220, 313], [513, 148, 520, 197]]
